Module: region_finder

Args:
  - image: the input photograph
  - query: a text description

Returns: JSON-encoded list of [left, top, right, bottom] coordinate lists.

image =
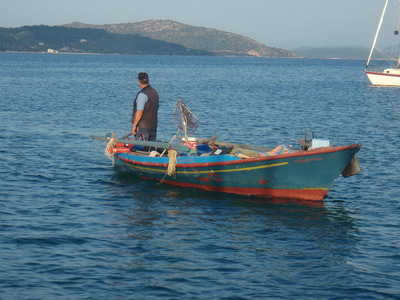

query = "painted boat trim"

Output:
[[365, 70, 400, 78], [109, 143, 361, 201], [147, 178, 329, 201], [365, 70, 400, 86], [117, 144, 360, 169], [118, 158, 288, 174]]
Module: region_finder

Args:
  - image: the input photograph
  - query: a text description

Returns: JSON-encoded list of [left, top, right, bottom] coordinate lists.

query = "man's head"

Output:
[[138, 72, 149, 85]]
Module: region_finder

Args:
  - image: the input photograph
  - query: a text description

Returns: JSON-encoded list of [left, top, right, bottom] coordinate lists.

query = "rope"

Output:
[[157, 149, 178, 185], [167, 150, 178, 177], [105, 136, 117, 159]]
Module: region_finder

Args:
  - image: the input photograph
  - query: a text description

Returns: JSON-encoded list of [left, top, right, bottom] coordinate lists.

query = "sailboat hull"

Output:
[[365, 70, 400, 86]]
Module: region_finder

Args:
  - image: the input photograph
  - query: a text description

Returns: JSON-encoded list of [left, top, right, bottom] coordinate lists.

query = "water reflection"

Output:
[[101, 173, 362, 298], [105, 172, 359, 247]]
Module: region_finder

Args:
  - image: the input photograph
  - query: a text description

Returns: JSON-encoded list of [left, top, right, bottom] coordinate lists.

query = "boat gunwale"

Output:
[[365, 70, 400, 78], [116, 143, 361, 168]]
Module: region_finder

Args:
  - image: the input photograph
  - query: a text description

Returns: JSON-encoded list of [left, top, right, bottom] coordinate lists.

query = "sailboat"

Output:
[[365, 0, 400, 86]]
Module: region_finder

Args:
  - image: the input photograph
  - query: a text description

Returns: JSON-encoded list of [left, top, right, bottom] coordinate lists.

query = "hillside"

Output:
[[291, 46, 371, 59], [65, 20, 297, 58], [0, 25, 210, 55]]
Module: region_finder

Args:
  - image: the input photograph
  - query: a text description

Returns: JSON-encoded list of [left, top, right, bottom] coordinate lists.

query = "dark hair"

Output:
[[138, 72, 149, 83]]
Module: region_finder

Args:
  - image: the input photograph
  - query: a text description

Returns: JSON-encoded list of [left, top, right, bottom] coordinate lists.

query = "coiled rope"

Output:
[[167, 150, 178, 177]]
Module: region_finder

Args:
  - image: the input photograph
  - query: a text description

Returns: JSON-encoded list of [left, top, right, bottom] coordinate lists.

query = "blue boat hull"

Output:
[[112, 144, 361, 201]]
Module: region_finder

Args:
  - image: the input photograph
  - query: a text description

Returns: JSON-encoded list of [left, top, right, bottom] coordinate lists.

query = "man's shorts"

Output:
[[136, 127, 157, 141]]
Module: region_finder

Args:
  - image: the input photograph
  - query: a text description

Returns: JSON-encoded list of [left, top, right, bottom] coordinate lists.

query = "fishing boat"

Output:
[[365, 0, 400, 86], [92, 100, 361, 201]]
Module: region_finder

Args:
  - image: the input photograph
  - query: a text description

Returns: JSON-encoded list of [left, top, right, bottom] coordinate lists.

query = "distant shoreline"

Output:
[[0, 51, 371, 60]]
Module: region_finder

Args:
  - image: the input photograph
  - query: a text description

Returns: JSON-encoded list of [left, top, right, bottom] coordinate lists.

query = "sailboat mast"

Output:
[[366, 0, 389, 68]]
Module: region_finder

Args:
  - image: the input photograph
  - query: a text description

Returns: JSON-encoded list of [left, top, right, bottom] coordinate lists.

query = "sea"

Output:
[[0, 52, 399, 299]]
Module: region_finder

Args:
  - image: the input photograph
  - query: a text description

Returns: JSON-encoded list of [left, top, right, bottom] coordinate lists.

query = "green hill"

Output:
[[0, 25, 210, 55], [65, 20, 297, 58]]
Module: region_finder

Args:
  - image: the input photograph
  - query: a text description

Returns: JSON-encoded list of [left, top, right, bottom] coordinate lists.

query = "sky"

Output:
[[1, 0, 399, 50]]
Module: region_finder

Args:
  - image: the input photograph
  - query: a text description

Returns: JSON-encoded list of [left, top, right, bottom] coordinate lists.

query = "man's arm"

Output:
[[131, 110, 143, 135], [131, 93, 148, 135]]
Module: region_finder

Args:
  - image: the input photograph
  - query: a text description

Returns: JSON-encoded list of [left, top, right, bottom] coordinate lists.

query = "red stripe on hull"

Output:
[[365, 71, 400, 78], [160, 179, 328, 201]]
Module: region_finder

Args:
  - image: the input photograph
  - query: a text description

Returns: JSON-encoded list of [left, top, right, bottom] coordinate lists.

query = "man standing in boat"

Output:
[[131, 72, 159, 141]]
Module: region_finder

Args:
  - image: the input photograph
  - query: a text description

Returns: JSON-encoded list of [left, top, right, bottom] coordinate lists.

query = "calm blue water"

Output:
[[1, 53, 399, 299]]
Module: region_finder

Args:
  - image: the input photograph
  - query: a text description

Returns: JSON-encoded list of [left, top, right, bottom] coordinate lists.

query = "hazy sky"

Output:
[[1, 0, 398, 49]]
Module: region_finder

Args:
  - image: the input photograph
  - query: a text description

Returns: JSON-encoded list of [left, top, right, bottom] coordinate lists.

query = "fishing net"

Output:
[[173, 100, 199, 135]]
